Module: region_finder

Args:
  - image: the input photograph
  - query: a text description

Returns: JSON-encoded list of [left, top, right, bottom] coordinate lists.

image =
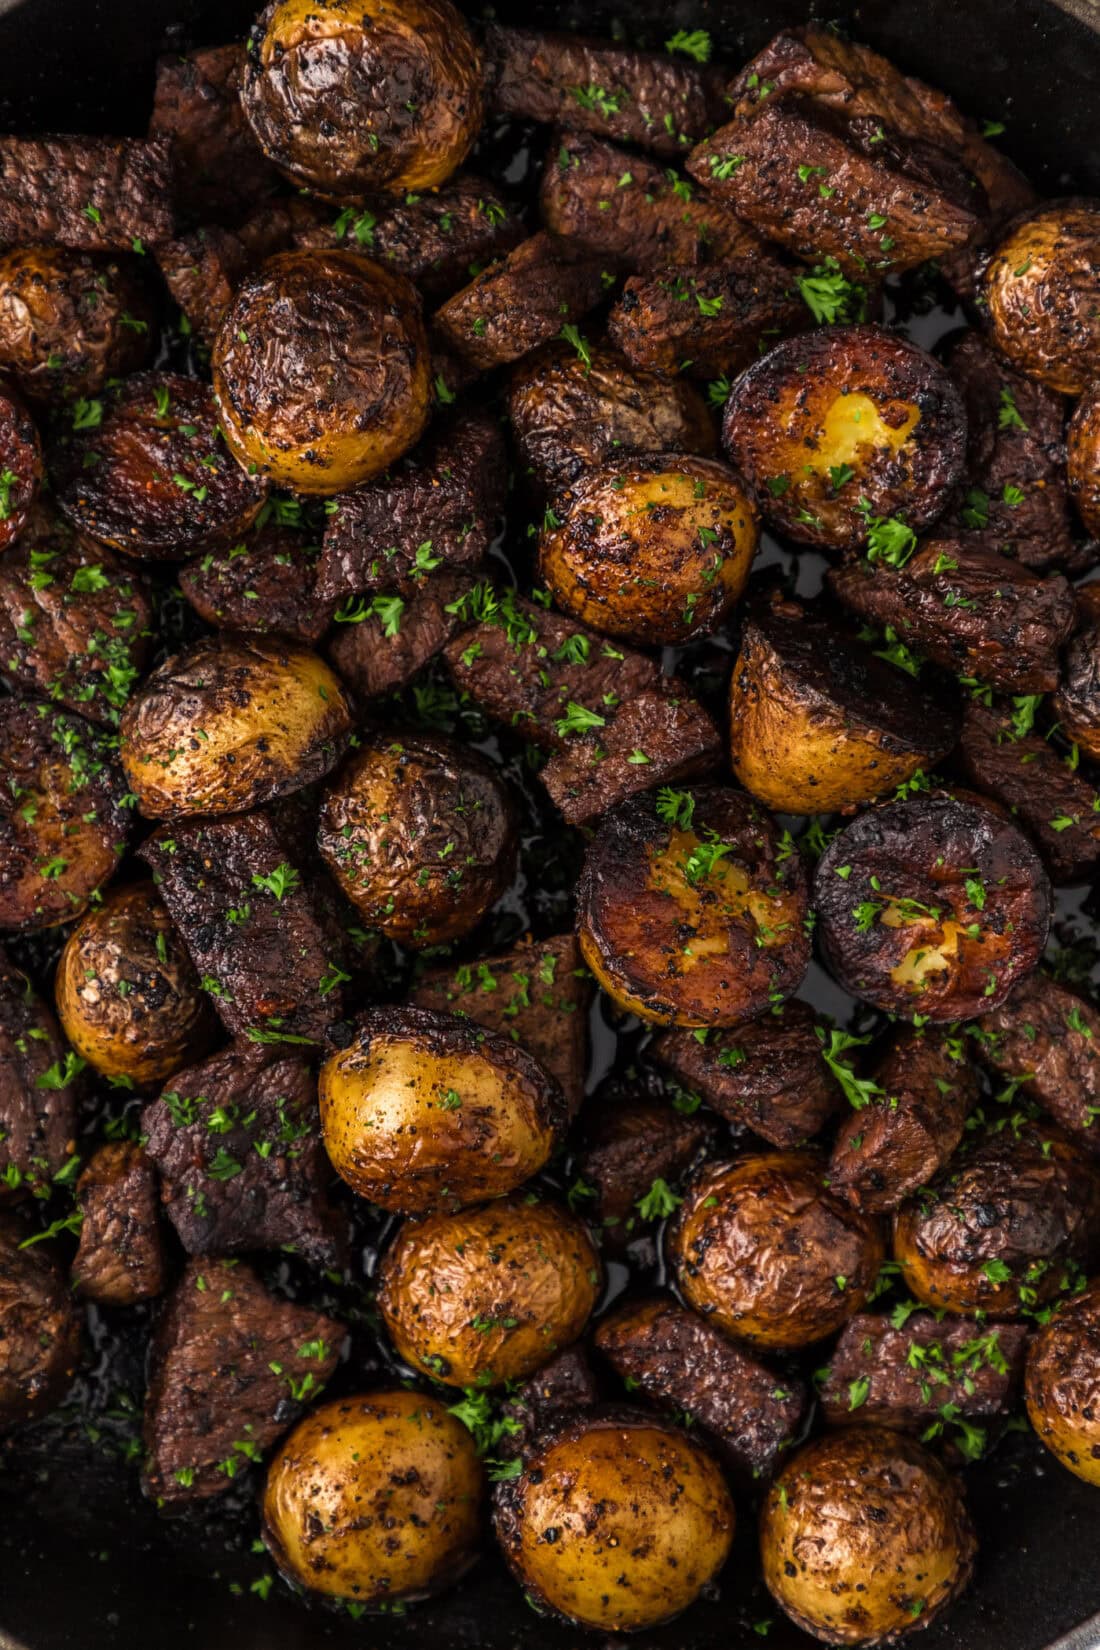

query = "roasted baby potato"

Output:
[[316, 730, 517, 947], [318, 1005, 566, 1213], [1068, 381, 1100, 537], [0, 1213, 82, 1426], [893, 1122, 1100, 1316], [760, 1428, 976, 1645], [669, 1151, 884, 1348], [1025, 1279, 1100, 1486], [814, 796, 1051, 1020], [378, 1195, 600, 1387], [728, 594, 961, 813], [119, 632, 352, 819], [54, 372, 268, 559], [241, 0, 483, 199], [0, 385, 41, 551], [0, 698, 129, 931], [212, 250, 431, 493], [262, 1390, 484, 1603], [983, 201, 1100, 393], [576, 785, 811, 1027], [722, 324, 966, 551], [538, 454, 758, 646], [55, 881, 216, 1086], [507, 342, 715, 499], [1055, 584, 1100, 760], [493, 1406, 734, 1631], [0, 247, 152, 402]]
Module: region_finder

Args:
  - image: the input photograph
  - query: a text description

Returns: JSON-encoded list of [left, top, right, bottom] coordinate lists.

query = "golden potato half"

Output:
[[983, 200, 1100, 393], [262, 1390, 484, 1604], [1025, 1279, 1100, 1486]]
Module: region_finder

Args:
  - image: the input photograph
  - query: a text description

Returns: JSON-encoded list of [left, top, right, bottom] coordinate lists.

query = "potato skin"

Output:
[[983, 201, 1100, 393], [317, 730, 516, 947], [729, 595, 960, 814], [318, 1005, 566, 1213], [539, 455, 757, 646], [669, 1152, 885, 1349], [378, 1196, 600, 1388], [722, 325, 966, 552], [1067, 379, 1100, 538], [577, 786, 811, 1028], [760, 1428, 976, 1645], [119, 632, 352, 819], [241, 0, 483, 200], [212, 250, 431, 494], [0, 247, 152, 402], [262, 1390, 484, 1603], [1025, 1280, 1100, 1486], [492, 1406, 734, 1631], [55, 881, 216, 1086]]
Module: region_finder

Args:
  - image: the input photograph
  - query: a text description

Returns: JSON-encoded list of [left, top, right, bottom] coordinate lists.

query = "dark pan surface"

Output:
[[2, 3, 1100, 1648]]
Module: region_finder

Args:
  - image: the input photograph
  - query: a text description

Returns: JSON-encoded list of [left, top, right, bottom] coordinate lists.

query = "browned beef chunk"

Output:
[[828, 542, 1075, 694], [138, 812, 352, 1046], [978, 972, 1100, 1156], [957, 701, 1100, 884], [316, 412, 506, 604], [818, 1312, 1028, 1433], [179, 526, 334, 646], [829, 1031, 979, 1214], [483, 25, 725, 158], [687, 99, 981, 277], [411, 933, 590, 1118], [71, 1142, 166, 1306], [0, 1213, 82, 1425], [945, 330, 1083, 574], [607, 256, 805, 380], [500, 1343, 600, 1453], [149, 45, 281, 225], [576, 1097, 715, 1247], [595, 1295, 808, 1477], [433, 233, 608, 371], [0, 950, 80, 1203], [154, 226, 251, 346], [328, 568, 478, 700], [443, 588, 721, 825], [540, 132, 761, 271], [142, 1257, 343, 1501], [142, 1044, 345, 1267], [651, 999, 841, 1149], [0, 137, 175, 251]]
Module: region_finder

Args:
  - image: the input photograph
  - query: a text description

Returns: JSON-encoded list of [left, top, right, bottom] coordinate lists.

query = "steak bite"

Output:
[[978, 972, 1100, 1156], [179, 525, 334, 646], [327, 568, 478, 699], [482, 25, 725, 157], [138, 811, 353, 1047], [0, 1214, 82, 1426], [411, 933, 591, 1118], [71, 1142, 167, 1306], [442, 585, 721, 825], [595, 1295, 808, 1478], [142, 1044, 345, 1267], [433, 232, 608, 371], [500, 1344, 600, 1452], [0, 949, 81, 1202], [651, 999, 842, 1149], [576, 1094, 716, 1246], [142, 1257, 344, 1502], [154, 224, 256, 346], [1055, 583, 1100, 759], [0, 136, 175, 251], [607, 256, 805, 381], [148, 44, 281, 224]]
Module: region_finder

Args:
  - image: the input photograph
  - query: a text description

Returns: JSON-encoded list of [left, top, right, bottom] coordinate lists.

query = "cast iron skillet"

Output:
[[1, 2, 1100, 1648]]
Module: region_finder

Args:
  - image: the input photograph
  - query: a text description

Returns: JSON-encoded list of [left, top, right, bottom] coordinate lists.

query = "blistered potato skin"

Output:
[[983, 201, 1100, 393], [212, 250, 431, 494], [760, 1428, 976, 1646], [119, 633, 352, 820], [1067, 379, 1100, 538], [670, 1152, 885, 1349], [262, 1390, 484, 1603], [0, 247, 152, 402], [493, 1407, 735, 1632], [55, 881, 216, 1086], [722, 325, 966, 552], [316, 731, 517, 947], [242, 0, 481, 201], [539, 455, 758, 646], [1025, 1280, 1100, 1486], [318, 1006, 566, 1214], [577, 786, 811, 1028], [378, 1196, 600, 1388]]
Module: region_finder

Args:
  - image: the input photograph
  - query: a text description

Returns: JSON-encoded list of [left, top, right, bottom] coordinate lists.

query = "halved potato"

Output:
[[538, 454, 758, 646], [983, 201, 1100, 393], [318, 1005, 566, 1213], [576, 785, 810, 1027], [814, 795, 1051, 1020], [722, 324, 966, 551], [1025, 1279, 1100, 1486], [1067, 380, 1100, 537], [729, 593, 961, 813]]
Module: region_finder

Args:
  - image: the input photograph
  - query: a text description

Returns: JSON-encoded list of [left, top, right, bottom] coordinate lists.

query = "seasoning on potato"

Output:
[[1025, 1279, 1100, 1486], [983, 200, 1100, 393]]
